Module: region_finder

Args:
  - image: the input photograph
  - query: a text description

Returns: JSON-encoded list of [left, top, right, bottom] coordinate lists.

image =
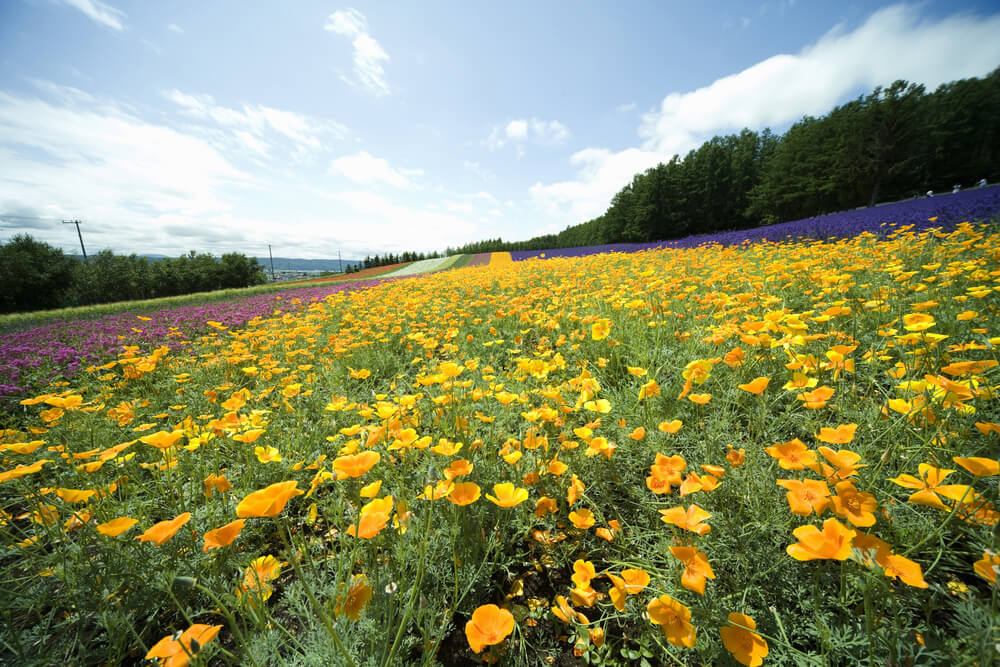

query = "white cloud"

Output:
[[486, 117, 571, 151], [532, 3, 1000, 227], [472, 191, 497, 204], [0, 84, 253, 254], [640, 4, 1000, 156], [505, 120, 528, 140], [163, 89, 350, 155], [324, 9, 391, 96], [530, 147, 665, 225], [444, 200, 475, 214], [167, 23, 183, 34], [53, 0, 125, 31], [463, 160, 495, 180], [330, 151, 420, 189], [617, 102, 637, 113], [328, 190, 479, 251]]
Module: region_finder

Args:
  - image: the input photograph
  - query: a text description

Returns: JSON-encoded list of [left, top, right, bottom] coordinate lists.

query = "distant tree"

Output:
[[0, 234, 77, 313]]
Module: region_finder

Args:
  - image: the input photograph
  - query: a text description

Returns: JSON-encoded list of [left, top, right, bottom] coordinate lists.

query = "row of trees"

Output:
[[0, 235, 267, 313], [345, 250, 442, 273], [448, 69, 999, 253]]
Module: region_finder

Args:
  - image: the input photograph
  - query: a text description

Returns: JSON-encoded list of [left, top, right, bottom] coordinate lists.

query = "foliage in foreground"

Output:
[[1, 223, 998, 666]]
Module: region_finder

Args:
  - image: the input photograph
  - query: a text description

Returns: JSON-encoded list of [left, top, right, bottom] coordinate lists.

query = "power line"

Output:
[[62, 220, 87, 261]]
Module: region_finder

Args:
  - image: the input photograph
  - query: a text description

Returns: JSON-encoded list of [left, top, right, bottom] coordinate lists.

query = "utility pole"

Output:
[[267, 244, 276, 281], [63, 219, 87, 261], [338, 249, 342, 273]]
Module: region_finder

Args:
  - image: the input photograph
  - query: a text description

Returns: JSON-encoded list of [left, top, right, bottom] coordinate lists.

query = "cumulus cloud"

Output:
[[532, 3, 1000, 227], [327, 190, 480, 251], [486, 117, 571, 151], [329, 151, 422, 189], [324, 9, 391, 96], [640, 4, 1000, 156], [463, 160, 495, 181], [163, 89, 350, 155], [0, 85, 256, 254], [52, 0, 125, 31], [530, 148, 666, 225]]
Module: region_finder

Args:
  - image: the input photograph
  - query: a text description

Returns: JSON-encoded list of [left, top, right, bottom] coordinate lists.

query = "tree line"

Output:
[[344, 250, 442, 273], [448, 69, 999, 254], [0, 234, 267, 314]]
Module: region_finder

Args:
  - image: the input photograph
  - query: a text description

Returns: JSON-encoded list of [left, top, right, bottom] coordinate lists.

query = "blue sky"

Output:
[[1, 1, 999, 259]]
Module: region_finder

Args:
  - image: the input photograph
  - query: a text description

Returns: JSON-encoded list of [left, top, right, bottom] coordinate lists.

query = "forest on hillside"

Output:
[[448, 68, 1000, 254]]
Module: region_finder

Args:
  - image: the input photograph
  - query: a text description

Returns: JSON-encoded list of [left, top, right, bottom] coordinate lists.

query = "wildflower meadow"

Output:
[[1, 221, 999, 666]]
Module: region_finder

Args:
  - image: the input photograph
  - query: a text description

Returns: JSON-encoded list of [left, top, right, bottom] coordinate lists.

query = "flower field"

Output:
[[1, 221, 999, 666]]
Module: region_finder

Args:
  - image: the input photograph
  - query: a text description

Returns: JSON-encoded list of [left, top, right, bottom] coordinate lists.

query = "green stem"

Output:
[[278, 522, 356, 667], [382, 494, 434, 667]]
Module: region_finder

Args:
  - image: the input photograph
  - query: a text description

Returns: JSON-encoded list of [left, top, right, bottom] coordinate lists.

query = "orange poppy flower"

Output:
[[658, 419, 683, 434], [953, 457, 999, 477], [638, 380, 661, 400], [236, 481, 304, 518], [797, 385, 834, 409], [646, 595, 696, 647], [974, 551, 999, 586], [332, 451, 381, 479], [465, 604, 515, 653], [815, 446, 866, 480], [203, 473, 233, 498], [646, 474, 672, 495], [888, 463, 954, 510], [591, 319, 612, 341], [443, 459, 474, 480], [96, 517, 138, 537], [254, 445, 282, 463], [831, 481, 878, 527], [233, 429, 265, 444], [347, 511, 391, 539], [659, 504, 712, 535], [607, 573, 628, 611], [764, 438, 816, 470], [650, 453, 686, 485], [629, 426, 646, 441], [534, 496, 558, 517], [448, 482, 481, 506], [572, 559, 597, 588], [719, 612, 768, 667], [202, 519, 246, 552], [882, 553, 928, 588], [567, 474, 585, 506], [688, 393, 712, 405], [136, 512, 192, 546], [568, 508, 595, 530], [786, 517, 855, 561], [145, 623, 222, 667], [738, 377, 770, 394], [815, 423, 857, 444], [669, 545, 716, 595], [360, 480, 383, 498], [139, 430, 185, 449], [776, 479, 831, 516], [238, 555, 283, 602], [333, 574, 373, 621], [486, 482, 529, 508], [726, 445, 746, 467], [547, 457, 569, 475]]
